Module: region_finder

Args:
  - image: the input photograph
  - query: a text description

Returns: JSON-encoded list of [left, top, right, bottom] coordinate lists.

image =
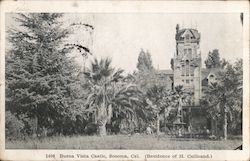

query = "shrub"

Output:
[[5, 111, 25, 140]]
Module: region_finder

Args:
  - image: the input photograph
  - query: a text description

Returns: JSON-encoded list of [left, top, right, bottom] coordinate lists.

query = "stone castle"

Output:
[[143, 24, 219, 107], [135, 24, 221, 132], [135, 24, 220, 107]]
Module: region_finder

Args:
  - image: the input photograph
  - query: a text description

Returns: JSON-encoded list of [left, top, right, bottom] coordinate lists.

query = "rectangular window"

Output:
[[184, 49, 187, 55], [186, 80, 189, 84], [194, 48, 197, 56], [181, 65, 185, 76], [186, 61, 189, 76], [188, 48, 192, 58], [190, 65, 194, 76]]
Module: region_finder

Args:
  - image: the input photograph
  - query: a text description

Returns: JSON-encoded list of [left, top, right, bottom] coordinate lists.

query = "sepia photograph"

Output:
[[0, 1, 249, 161]]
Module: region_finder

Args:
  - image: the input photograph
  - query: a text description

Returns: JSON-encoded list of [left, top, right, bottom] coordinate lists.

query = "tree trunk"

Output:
[[164, 108, 167, 133], [33, 115, 38, 137], [211, 119, 214, 136], [98, 119, 107, 136], [156, 113, 160, 135], [215, 120, 218, 136], [97, 101, 108, 136], [223, 109, 228, 140]]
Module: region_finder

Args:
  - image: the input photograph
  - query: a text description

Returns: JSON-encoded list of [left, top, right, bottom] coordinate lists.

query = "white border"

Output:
[[0, 1, 249, 161]]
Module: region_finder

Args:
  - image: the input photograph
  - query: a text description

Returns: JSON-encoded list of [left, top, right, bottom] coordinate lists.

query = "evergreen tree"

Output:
[[6, 13, 77, 135], [136, 49, 154, 72], [205, 49, 221, 69]]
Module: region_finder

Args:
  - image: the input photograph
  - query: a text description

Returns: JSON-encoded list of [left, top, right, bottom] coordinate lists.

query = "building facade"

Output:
[[133, 26, 219, 133], [173, 24, 202, 106]]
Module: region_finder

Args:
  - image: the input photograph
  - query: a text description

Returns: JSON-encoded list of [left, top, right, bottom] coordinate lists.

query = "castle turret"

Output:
[[176, 24, 179, 33], [173, 26, 201, 106]]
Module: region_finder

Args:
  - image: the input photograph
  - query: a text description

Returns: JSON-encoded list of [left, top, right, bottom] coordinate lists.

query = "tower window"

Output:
[[190, 65, 194, 76], [186, 60, 189, 76], [186, 80, 190, 84], [184, 49, 187, 55], [188, 48, 192, 58], [181, 65, 185, 76]]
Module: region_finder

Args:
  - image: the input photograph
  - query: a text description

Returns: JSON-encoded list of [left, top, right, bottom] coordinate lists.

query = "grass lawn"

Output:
[[6, 134, 242, 150]]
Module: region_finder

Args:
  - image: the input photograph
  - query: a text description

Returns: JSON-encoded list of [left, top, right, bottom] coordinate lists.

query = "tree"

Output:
[[201, 59, 243, 139], [146, 85, 175, 135], [110, 82, 148, 134], [205, 49, 221, 69], [146, 85, 165, 135], [173, 86, 193, 123], [5, 13, 77, 136], [136, 49, 154, 72], [83, 57, 146, 136]]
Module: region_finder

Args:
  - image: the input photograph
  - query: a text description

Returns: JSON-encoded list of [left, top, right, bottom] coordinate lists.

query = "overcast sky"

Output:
[[7, 13, 243, 73], [66, 13, 243, 73]]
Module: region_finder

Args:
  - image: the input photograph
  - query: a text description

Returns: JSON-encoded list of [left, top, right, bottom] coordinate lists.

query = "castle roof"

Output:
[[201, 68, 210, 80], [201, 68, 222, 86], [175, 28, 200, 41]]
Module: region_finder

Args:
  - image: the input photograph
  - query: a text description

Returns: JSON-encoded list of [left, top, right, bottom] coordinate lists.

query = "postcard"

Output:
[[0, 0, 249, 160]]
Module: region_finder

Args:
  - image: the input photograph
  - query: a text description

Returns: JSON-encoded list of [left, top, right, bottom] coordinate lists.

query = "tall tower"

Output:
[[173, 24, 202, 106]]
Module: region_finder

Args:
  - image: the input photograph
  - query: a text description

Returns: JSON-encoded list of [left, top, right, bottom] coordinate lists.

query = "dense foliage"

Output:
[[204, 49, 229, 70], [6, 13, 79, 137], [201, 59, 243, 139]]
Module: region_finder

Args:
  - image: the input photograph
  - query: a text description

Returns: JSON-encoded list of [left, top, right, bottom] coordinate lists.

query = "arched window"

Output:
[[186, 60, 189, 76]]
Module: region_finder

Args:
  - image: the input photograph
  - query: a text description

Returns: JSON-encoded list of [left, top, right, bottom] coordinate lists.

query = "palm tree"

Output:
[[83, 57, 146, 136], [146, 85, 174, 135], [165, 85, 194, 137], [173, 85, 193, 123], [111, 83, 148, 133], [201, 62, 242, 140]]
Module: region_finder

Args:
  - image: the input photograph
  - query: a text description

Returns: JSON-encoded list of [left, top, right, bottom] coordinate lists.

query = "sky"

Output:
[[7, 13, 243, 73], [65, 13, 243, 73]]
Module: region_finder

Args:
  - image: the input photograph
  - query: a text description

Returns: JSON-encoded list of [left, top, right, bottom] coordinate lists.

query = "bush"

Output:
[[5, 111, 25, 140]]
